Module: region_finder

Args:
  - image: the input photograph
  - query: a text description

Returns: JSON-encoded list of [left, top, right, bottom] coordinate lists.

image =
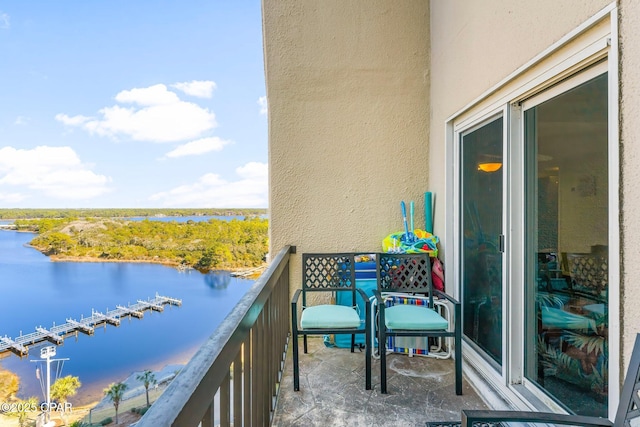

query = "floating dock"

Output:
[[231, 265, 267, 278], [0, 293, 182, 358]]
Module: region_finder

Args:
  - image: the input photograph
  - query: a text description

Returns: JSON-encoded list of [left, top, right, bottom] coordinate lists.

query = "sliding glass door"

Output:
[[523, 72, 608, 417], [460, 116, 504, 366]]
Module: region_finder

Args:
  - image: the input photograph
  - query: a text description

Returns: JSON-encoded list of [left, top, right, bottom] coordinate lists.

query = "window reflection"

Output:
[[525, 73, 608, 417], [461, 117, 503, 365]]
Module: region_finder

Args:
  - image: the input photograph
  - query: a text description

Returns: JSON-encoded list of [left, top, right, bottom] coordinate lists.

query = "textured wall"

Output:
[[428, 0, 640, 383], [263, 0, 430, 291], [429, 0, 610, 241], [620, 0, 640, 370]]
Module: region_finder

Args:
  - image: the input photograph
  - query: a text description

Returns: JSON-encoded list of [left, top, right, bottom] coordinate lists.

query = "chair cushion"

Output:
[[384, 304, 448, 330], [541, 306, 596, 331], [300, 304, 362, 329]]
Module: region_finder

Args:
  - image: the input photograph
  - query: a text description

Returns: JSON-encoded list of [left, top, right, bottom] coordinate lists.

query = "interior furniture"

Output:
[[374, 252, 462, 395], [461, 333, 640, 427], [291, 253, 371, 391]]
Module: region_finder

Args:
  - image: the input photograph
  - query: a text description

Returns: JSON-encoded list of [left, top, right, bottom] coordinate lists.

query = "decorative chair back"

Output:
[[302, 253, 357, 307], [567, 252, 608, 296], [377, 253, 434, 308]]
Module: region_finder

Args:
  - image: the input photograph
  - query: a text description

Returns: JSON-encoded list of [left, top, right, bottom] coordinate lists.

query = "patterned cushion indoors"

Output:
[[541, 306, 596, 331]]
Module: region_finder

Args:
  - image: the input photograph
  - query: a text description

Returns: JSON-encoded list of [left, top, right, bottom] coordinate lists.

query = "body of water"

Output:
[[0, 230, 254, 405], [122, 215, 250, 222]]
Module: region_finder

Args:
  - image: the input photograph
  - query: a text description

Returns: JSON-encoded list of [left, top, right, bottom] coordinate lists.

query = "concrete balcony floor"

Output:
[[273, 337, 489, 427]]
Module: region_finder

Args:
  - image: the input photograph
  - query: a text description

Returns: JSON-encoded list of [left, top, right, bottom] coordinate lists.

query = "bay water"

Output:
[[0, 227, 254, 405]]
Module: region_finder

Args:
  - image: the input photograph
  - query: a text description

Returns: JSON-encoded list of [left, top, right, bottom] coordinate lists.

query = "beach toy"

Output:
[[400, 201, 416, 244], [425, 192, 433, 233], [410, 201, 415, 233], [382, 229, 439, 256]]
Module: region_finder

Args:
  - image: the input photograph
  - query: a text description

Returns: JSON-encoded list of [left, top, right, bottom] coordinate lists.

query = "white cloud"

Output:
[[0, 12, 9, 29], [172, 80, 217, 99], [164, 137, 232, 158], [0, 146, 112, 200], [115, 84, 180, 106], [56, 84, 217, 143], [149, 161, 268, 208], [55, 113, 91, 126], [236, 161, 268, 179], [14, 116, 28, 125], [258, 96, 267, 115]]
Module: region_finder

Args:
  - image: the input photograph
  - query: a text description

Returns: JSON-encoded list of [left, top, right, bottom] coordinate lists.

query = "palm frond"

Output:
[[563, 331, 606, 356]]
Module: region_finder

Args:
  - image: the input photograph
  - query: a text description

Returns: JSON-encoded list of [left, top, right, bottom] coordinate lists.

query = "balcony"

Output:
[[135, 246, 489, 426]]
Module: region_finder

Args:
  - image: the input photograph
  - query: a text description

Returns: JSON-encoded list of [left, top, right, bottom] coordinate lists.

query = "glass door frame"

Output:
[[444, 10, 620, 414], [515, 61, 618, 414], [444, 48, 622, 419], [451, 107, 510, 385]]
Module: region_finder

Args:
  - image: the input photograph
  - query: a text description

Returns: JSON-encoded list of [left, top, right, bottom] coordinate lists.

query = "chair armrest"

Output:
[[433, 289, 460, 306], [461, 410, 613, 427], [291, 288, 303, 306], [373, 290, 384, 308], [355, 287, 370, 305]]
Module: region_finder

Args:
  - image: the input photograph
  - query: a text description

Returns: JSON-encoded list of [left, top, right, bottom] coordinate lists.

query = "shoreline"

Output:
[[46, 255, 267, 276], [31, 249, 266, 275]]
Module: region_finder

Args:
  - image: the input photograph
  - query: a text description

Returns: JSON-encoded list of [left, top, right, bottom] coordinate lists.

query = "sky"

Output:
[[0, 1, 268, 208]]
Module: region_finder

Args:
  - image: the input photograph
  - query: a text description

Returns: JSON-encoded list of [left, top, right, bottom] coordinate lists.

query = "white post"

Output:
[[46, 353, 51, 422], [31, 346, 68, 427], [41, 346, 56, 424]]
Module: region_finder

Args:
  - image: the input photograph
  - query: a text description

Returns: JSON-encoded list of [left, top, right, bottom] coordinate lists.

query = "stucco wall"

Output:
[[429, 0, 610, 241], [619, 0, 640, 371], [427, 0, 624, 395], [263, 0, 430, 291], [428, 0, 640, 383]]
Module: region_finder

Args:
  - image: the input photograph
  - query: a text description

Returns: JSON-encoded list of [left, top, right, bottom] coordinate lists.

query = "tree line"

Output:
[[15, 217, 269, 271], [0, 208, 266, 220]]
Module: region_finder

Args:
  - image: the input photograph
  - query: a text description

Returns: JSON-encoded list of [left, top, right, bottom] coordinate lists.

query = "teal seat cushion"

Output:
[[300, 304, 361, 329], [384, 304, 448, 330]]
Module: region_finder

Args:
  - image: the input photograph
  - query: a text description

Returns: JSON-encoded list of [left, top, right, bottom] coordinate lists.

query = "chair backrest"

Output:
[[377, 253, 434, 307], [302, 253, 357, 292], [566, 252, 608, 296], [614, 334, 640, 426]]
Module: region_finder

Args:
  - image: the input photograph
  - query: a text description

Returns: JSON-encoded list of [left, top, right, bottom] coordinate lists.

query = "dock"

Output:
[[231, 265, 267, 278], [0, 293, 182, 357]]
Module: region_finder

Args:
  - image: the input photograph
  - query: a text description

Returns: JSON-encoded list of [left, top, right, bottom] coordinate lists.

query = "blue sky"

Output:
[[0, 1, 268, 208]]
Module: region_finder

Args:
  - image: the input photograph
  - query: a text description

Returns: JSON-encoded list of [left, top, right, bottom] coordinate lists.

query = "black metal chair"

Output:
[[461, 333, 640, 427], [291, 253, 372, 391], [375, 252, 462, 395]]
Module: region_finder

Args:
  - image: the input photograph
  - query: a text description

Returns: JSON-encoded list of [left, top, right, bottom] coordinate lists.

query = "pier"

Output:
[[0, 293, 182, 358], [231, 265, 267, 278]]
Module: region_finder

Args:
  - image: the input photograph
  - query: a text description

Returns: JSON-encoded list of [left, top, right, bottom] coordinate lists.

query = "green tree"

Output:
[[104, 382, 128, 425], [0, 369, 19, 401], [136, 370, 157, 408], [38, 232, 74, 255], [51, 375, 81, 426]]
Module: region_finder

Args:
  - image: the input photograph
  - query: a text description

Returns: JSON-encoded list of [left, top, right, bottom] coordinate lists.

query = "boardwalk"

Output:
[[0, 293, 181, 357]]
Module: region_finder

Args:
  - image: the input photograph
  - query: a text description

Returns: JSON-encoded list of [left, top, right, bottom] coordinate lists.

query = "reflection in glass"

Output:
[[524, 73, 608, 417], [461, 117, 503, 365]]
